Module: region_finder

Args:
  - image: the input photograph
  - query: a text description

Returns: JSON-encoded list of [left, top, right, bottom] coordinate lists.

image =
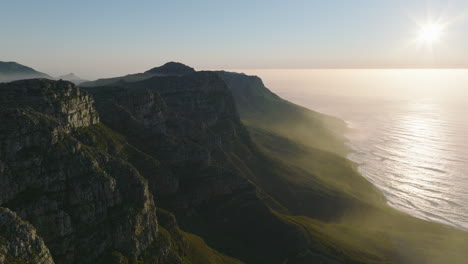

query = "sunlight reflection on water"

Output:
[[233, 69, 468, 230], [341, 100, 466, 230], [288, 96, 467, 230]]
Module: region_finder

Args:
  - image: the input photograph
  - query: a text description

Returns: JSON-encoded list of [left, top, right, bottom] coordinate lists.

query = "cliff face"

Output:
[[86, 72, 254, 209], [0, 207, 54, 264], [216, 71, 349, 155], [0, 74, 298, 264], [0, 67, 363, 264], [2, 63, 468, 264], [85, 71, 314, 264], [0, 79, 159, 263]]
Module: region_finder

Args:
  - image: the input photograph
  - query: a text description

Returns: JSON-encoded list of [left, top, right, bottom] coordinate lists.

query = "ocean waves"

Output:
[[344, 99, 468, 230]]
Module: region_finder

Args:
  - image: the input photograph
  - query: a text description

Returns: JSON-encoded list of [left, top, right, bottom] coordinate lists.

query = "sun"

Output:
[[418, 23, 443, 43]]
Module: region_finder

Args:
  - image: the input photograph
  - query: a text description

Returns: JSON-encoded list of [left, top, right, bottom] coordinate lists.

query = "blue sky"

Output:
[[2, 0, 468, 78]]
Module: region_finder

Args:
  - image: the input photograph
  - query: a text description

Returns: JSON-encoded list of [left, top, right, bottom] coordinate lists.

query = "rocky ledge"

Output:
[[0, 207, 54, 264]]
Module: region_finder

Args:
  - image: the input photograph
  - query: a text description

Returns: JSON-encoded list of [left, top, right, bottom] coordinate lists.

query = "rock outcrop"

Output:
[[2, 63, 467, 264], [0, 79, 158, 263], [0, 207, 54, 264], [85, 71, 311, 264], [0, 67, 344, 264], [86, 72, 254, 208]]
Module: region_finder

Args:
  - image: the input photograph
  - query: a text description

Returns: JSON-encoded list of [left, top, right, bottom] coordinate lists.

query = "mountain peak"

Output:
[[58, 73, 87, 85], [0, 61, 51, 82], [60, 73, 77, 78], [145, 62, 195, 75], [0, 61, 40, 74]]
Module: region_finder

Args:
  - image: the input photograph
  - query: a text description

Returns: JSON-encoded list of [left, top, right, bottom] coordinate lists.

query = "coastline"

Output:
[[320, 103, 468, 232]]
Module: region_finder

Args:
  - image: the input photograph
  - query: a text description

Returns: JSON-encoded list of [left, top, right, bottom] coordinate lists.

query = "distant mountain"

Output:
[[80, 61, 195, 87], [0, 61, 52, 82], [145, 61, 195, 75], [57, 73, 88, 85]]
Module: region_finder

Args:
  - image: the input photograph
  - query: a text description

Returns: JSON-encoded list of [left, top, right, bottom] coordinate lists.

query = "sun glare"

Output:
[[418, 23, 443, 43]]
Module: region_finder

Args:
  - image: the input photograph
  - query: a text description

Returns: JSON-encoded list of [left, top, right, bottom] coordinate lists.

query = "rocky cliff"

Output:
[[3, 63, 465, 264], [0, 75, 307, 264], [84, 71, 318, 264], [0, 79, 159, 263], [85, 72, 255, 206], [0, 207, 54, 264]]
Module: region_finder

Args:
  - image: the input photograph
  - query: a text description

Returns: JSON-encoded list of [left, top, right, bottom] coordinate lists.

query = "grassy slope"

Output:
[[216, 71, 349, 156], [218, 71, 468, 264], [74, 124, 244, 264], [251, 129, 468, 264], [78, 70, 468, 263]]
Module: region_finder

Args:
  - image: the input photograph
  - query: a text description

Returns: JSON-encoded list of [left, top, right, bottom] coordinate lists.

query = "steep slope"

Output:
[[0, 62, 52, 82], [80, 62, 195, 87], [217, 71, 383, 214], [0, 79, 158, 263], [84, 72, 318, 264], [0, 208, 54, 264], [80, 63, 468, 264], [216, 71, 348, 156], [0, 79, 243, 264], [219, 71, 468, 264], [2, 64, 468, 264]]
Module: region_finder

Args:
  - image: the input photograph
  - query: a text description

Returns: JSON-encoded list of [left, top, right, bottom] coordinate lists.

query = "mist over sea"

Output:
[[234, 69, 468, 230]]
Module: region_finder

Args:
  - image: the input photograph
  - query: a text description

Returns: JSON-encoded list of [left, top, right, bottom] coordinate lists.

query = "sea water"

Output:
[[233, 69, 468, 230]]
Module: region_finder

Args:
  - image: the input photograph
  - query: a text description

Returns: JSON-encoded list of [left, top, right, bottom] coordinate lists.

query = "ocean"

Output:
[[233, 69, 468, 230]]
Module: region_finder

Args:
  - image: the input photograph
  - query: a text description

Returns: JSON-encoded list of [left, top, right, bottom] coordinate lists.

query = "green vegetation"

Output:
[[217, 71, 349, 156], [132, 209, 244, 264], [81, 70, 468, 263], [4, 257, 30, 264], [218, 71, 468, 264]]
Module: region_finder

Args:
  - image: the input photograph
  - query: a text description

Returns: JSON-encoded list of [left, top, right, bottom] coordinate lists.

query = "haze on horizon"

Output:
[[2, 0, 468, 79]]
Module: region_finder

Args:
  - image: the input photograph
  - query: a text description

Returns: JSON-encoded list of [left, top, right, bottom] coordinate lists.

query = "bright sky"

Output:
[[2, 0, 468, 79]]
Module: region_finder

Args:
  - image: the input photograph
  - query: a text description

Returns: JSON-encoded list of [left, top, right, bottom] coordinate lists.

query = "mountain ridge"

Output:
[[0, 61, 52, 82], [80, 62, 196, 87], [0, 62, 467, 264]]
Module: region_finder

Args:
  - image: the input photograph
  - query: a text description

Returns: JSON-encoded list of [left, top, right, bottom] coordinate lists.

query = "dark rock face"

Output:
[[86, 72, 254, 208], [145, 62, 196, 76], [0, 71, 332, 264], [0, 79, 99, 130], [0, 79, 158, 263], [86, 72, 312, 264], [0, 75, 264, 264], [0, 207, 55, 264]]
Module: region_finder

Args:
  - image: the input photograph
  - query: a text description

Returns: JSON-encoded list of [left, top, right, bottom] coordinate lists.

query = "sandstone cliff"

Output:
[[0, 207, 54, 264], [2, 63, 468, 264], [0, 79, 159, 263]]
